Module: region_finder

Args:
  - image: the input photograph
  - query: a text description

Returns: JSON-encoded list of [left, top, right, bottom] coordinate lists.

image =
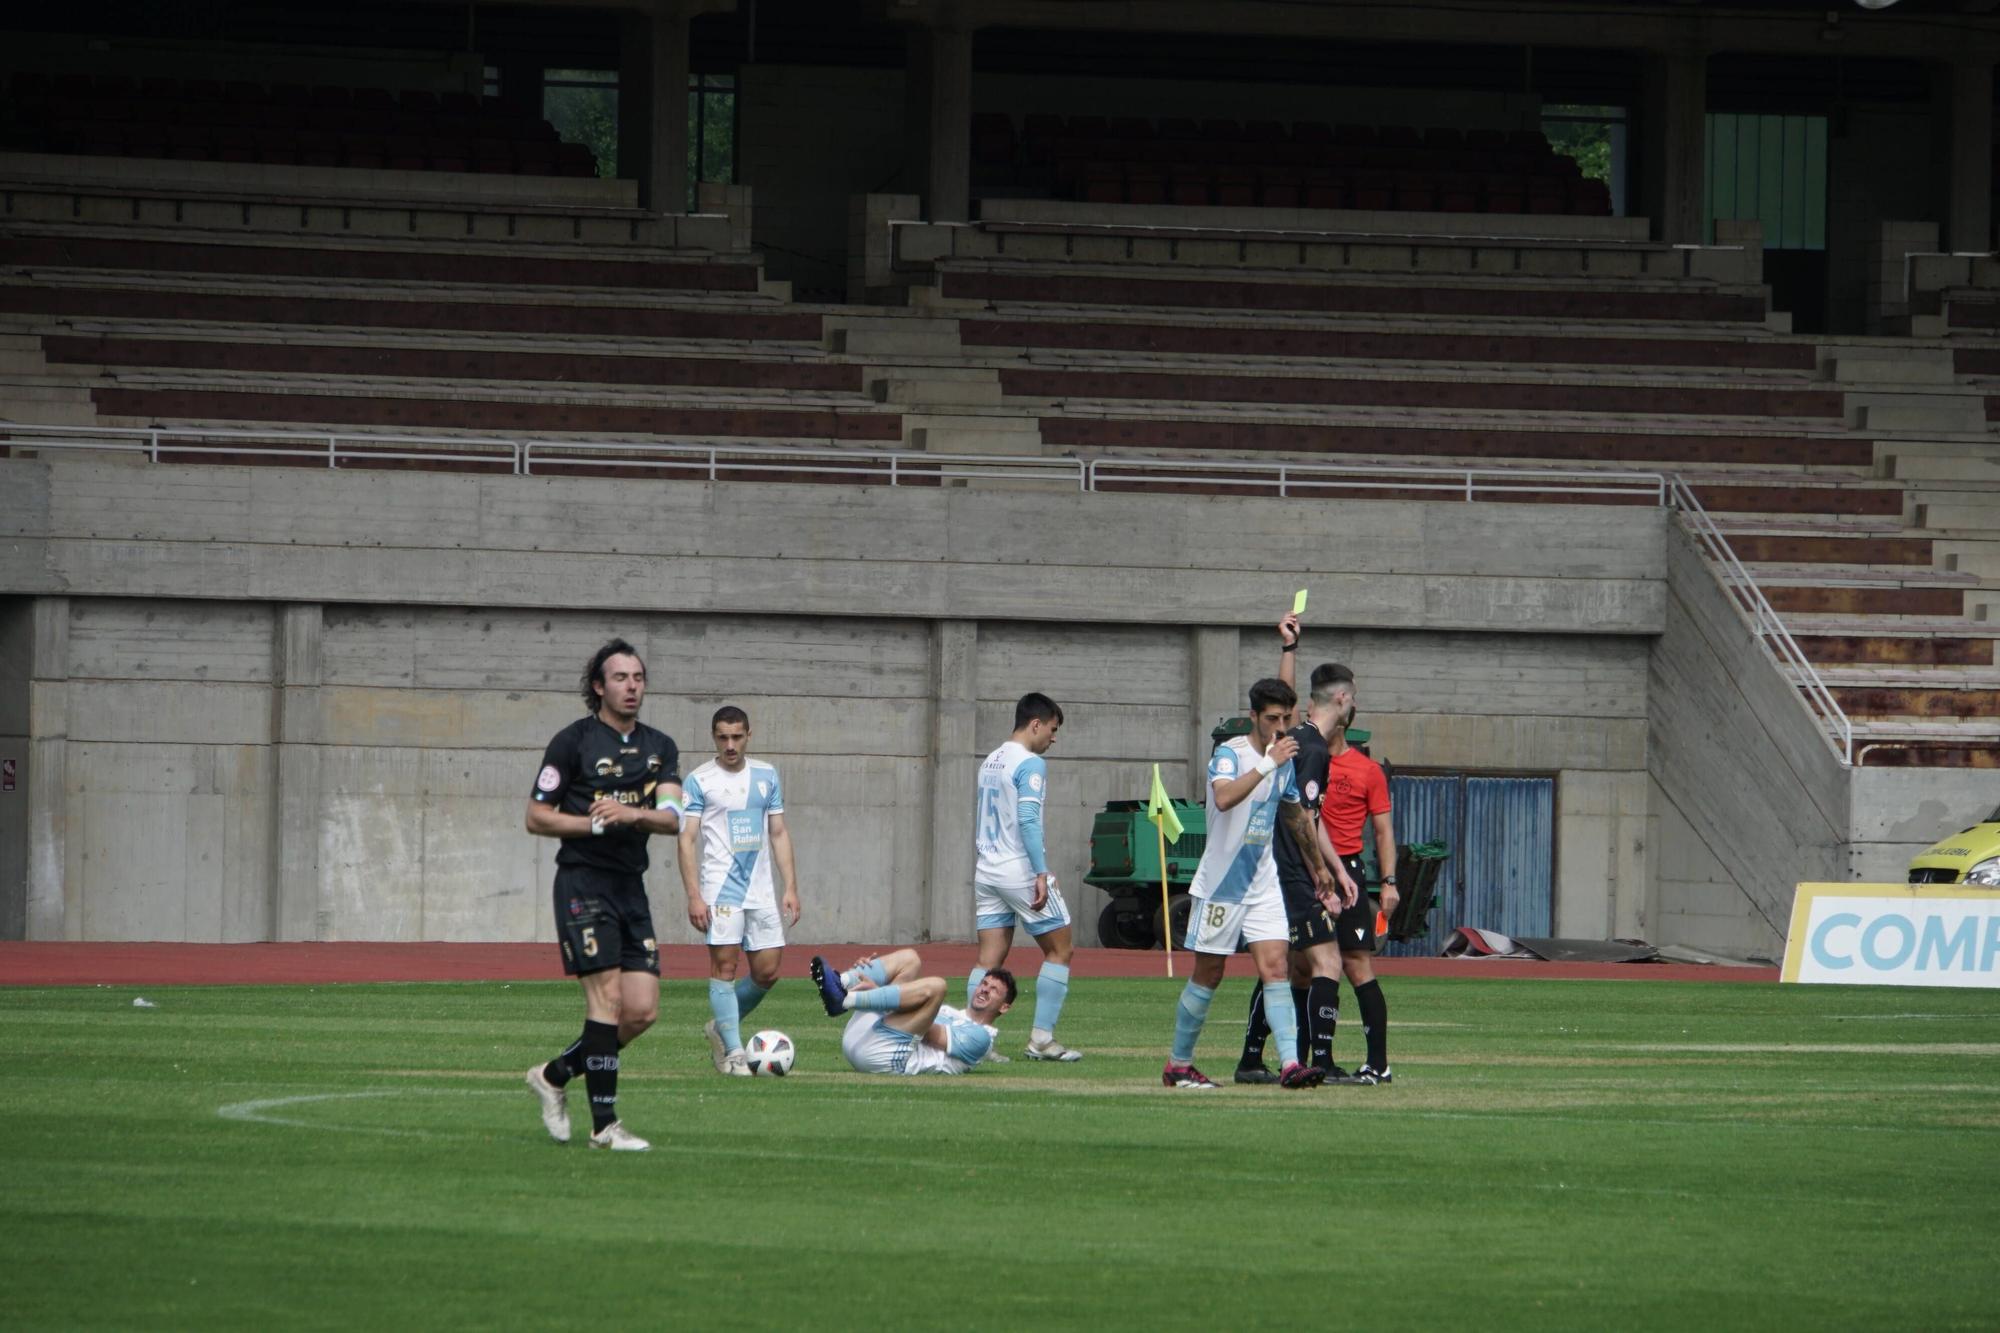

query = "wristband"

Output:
[[1280, 642, 1297, 652], [1253, 753, 1278, 778]]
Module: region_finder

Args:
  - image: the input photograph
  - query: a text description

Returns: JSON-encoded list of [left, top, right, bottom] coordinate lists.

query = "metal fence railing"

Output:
[[1667, 477, 1853, 764]]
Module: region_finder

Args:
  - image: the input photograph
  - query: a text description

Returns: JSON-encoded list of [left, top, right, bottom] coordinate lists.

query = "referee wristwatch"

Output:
[[1381, 874, 1398, 886]]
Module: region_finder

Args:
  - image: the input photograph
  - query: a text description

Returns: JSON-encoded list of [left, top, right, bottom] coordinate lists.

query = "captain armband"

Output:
[[656, 791, 687, 816]]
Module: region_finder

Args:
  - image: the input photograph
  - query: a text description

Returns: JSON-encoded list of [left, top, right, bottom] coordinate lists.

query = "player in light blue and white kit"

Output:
[[971, 692, 1081, 1062], [810, 948, 1017, 1076], [676, 705, 800, 1077], [1163, 677, 1337, 1091]]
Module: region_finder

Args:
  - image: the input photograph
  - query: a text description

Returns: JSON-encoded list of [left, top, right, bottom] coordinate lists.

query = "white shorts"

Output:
[[973, 878, 1071, 937], [706, 900, 785, 952], [840, 1011, 958, 1076], [1184, 890, 1290, 955]]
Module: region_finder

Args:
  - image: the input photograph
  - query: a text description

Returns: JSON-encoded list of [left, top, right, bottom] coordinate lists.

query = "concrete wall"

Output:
[[1828, 104, 1941, 334], [1847, 767, 2000, 884], [1646, 523, 1849, 959], [0, 458, 1675, 944]]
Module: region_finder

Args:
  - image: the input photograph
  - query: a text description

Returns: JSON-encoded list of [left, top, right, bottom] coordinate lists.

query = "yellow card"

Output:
[[1292, 589, 1308, 615]]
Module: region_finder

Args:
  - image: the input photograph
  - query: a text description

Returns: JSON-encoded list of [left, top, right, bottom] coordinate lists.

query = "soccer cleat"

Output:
[[1351, 1064, 1392, 1085], [1025, 1037, 1082, 1062], [809, 955, 848, 1016], [721, 1050, 752, 1077], [1279, 1061, 1327, 1089], [1162, 1061, 1219, 1090], [524, 1064, 571, 1143], [1317, 1064, 1365, 1086], [587, 1120, 650, 1152], [1233, 1063, 1279, 1085], [703, 1018, 730, 1072], [981, 1049, 1011, 1064]]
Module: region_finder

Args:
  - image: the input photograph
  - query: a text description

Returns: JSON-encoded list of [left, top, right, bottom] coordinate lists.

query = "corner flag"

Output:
[[1146, 764, 1183, 976], [1146, 764, 1184, 843]]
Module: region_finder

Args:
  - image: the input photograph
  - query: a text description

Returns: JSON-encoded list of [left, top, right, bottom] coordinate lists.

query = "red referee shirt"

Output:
[[1320, 746, 1391, 857]]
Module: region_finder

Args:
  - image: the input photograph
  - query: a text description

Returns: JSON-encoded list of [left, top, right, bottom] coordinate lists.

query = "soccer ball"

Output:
[[744, 1029, 794, 1077]]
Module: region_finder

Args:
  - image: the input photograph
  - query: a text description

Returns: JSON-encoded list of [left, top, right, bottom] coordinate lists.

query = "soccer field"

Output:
[[5, 974, 1998, 1331]]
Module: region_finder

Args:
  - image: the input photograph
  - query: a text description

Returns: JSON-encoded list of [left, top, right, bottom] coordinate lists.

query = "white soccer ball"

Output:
[[745, 1029, 795, 1077]]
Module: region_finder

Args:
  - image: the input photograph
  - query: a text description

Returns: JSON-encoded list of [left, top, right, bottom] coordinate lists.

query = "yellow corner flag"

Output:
[[1146, 764, 1184, 843], [1146, 764, 1183, 977]]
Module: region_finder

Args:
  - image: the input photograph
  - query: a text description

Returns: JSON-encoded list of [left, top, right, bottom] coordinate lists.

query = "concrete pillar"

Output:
[[1641, 47, 1707, 246], [0, 599, 31, 939], [923, 619, 978, 941], [620, 1, 692, 214], [25, 597, 68, 940], [1947, 58, 1994, 253], [1189, 627, 1240, 787], [270, 603, 324, 942], [906, 21, 973, 223]]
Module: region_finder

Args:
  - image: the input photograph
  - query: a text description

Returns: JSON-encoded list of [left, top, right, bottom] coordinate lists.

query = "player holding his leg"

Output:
[[678, 705, 801, 1077], [522, 638, 682, 1151], [970, 692, 1081, 1062], [1237, 615, 1361, 1083], [812, 950, 1016, 1076], [1163, 678, 1338, 1091]]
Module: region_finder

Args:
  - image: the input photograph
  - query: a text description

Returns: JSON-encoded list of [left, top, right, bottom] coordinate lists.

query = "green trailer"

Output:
[[1083, 798, 1208, 948]]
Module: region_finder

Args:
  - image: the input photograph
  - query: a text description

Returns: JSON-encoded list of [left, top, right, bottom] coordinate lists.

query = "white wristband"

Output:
[[1253, 753, 1278, 778]]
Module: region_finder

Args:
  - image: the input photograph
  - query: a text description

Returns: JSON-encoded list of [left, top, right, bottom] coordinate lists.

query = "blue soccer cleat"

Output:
[[810, 955, 848, 1016]]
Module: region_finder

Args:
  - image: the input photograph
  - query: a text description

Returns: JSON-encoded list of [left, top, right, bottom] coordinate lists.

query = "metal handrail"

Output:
[[1667, 477, 1853, 765], [1087, 456, 1666, 503]]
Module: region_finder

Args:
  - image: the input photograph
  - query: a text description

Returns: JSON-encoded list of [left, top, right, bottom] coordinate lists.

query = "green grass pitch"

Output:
[[4, 974, 1999, 1330]]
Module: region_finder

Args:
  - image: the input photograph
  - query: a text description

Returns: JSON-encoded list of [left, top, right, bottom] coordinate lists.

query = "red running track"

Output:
[[0, 941, 1777, 987]]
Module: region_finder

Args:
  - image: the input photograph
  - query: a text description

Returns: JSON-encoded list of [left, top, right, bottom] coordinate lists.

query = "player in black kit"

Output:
[[521, 638, 683, 1151], [1235, 612, 1362, 1084]]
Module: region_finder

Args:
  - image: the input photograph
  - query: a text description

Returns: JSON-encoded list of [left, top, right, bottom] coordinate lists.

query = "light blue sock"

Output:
[[1171, 981, 1216, 1064], [735, 976, 770, 1021], [1033, 961, 1070, 1039], [967, 965, 988, 1003], [1263, 982, 1298, 1070], [853, 959, 890, 987], [708, 977, 742, 1052], [849, 984, 903, 1013]]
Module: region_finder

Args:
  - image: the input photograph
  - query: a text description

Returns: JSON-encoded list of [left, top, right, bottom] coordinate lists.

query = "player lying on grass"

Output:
[[811, 949, 1016, 1076]]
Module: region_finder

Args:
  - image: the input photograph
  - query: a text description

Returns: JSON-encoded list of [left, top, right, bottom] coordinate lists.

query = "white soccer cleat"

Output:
[[588, 1120, 650, 1152], [1025, 1037, 1083, 1062], [723, 1050, 752, 1077], [524, 1064, 570, 1144], [703, 1019, 731, 1073]]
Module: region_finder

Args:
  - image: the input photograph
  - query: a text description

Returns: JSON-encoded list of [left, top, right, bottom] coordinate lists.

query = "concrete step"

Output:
[[1855, 394, 1990, 433], [828, 317, 963, 358], [1878, 441, 2000, 483], [1916, 498, 2000, 533], [0, 385, 98, 426], [1941, 539, 2000, 580], [1793, 665, 2000, 687], [1851, 720, 2000, 742], [1826, 351, 1956, 385], [1777, 614, 2000, 637], [903, 411, 1042, 454], [870, 370, 1003, 407]]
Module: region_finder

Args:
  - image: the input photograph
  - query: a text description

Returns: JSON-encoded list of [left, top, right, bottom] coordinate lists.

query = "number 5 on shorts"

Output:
[[581, 926, 599, 958]]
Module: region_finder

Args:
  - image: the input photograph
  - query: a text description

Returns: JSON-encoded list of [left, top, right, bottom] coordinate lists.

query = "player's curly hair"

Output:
[[984, 966, 1019, 1008], [581, 638, 644, 711]]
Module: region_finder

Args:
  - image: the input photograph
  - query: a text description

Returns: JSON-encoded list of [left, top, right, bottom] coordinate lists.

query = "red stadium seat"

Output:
[[1259, 168, 1303, 208], [1215, 165, 1257, 206]]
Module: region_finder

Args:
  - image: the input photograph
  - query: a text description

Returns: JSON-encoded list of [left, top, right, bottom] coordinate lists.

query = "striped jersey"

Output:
[[1187, 735, 1300, 905], [682, 758, 785, 909]]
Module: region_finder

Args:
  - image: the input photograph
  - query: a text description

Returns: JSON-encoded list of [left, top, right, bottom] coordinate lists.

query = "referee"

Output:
[[521, 638, 684, 1151]]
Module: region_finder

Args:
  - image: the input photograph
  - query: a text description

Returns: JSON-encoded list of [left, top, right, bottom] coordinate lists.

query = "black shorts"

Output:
[[1288, 902, 1341, 950], [553, 865, 660, 977], [1331, 853, 1379, 954]]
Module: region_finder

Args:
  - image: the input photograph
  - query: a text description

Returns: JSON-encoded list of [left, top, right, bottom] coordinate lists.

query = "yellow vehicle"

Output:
[[1907, 804, 2000, 886]]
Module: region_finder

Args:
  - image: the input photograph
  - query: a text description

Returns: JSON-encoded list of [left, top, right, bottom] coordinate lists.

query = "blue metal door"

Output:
[[1375, 773, 1555, 956]]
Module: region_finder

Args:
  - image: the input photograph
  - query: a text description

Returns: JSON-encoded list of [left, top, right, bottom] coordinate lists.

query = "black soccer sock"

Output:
[[1354, 979, 1388, 1070], [1240, 985, 1270, 1067], [580, 1019, 621, 1131], [543, 1031, 587, 1088], [1290, 985, 1309, 1065], [1307, 977, 1341, 1069]]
